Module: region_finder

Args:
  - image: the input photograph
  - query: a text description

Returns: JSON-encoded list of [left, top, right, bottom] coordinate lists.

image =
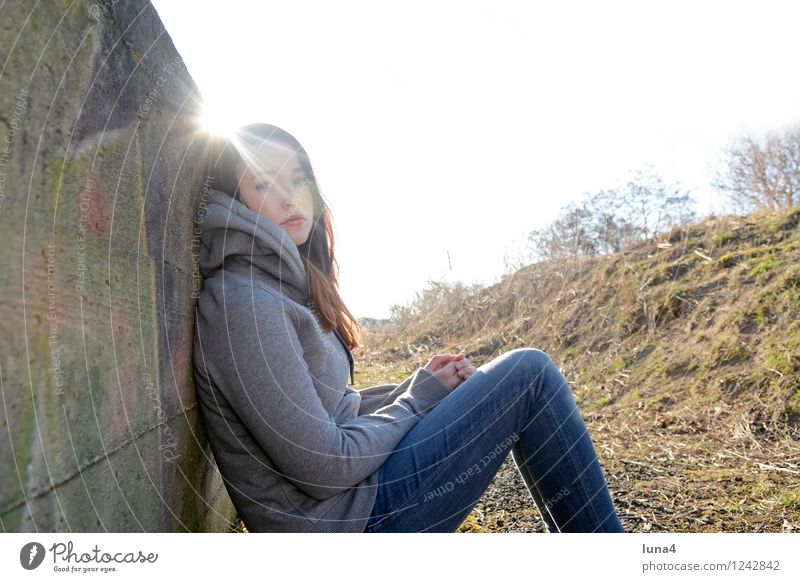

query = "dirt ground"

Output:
[[456, 414, 800, 533]]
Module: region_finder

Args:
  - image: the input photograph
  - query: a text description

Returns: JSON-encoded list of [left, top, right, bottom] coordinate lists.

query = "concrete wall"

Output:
[[0, 0, 236, 531]]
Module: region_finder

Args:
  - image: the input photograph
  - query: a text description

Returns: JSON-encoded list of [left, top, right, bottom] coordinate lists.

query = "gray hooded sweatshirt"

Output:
[[192, 188, 452, 532]]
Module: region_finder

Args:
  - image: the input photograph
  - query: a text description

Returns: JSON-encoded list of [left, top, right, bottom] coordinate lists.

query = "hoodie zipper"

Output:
[[307, 299, 355, 386], [332, 327, 355, 386]]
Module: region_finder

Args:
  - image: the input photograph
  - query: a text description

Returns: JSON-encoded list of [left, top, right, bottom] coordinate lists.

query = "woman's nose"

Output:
[[275, 182, 299, 204]]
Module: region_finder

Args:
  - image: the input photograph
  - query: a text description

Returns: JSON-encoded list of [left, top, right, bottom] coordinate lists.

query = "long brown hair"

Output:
[[204, 123, 362, 350]]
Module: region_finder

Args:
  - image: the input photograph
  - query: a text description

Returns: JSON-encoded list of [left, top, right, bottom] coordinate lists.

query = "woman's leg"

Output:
[[363, 348, 624, 533]]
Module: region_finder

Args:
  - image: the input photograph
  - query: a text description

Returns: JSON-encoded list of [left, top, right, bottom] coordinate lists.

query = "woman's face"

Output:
[[235, 140, 315, 246]]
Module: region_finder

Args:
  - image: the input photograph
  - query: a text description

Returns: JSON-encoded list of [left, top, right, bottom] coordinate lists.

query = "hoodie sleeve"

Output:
[[201, 285, 452, 501], [355, 382, 407, 416]]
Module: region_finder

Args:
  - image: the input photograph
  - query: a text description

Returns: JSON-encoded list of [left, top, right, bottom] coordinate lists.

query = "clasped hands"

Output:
[[423, 353, 478, 393]]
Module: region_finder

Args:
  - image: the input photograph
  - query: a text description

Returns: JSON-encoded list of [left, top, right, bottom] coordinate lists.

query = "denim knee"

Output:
[[507, 347, 555, 376], [488, 347, 556, 397], [512, 347, 553, 366]]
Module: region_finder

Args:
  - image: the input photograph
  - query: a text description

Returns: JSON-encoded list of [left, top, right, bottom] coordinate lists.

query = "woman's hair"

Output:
[[203, 123, 362, 350]]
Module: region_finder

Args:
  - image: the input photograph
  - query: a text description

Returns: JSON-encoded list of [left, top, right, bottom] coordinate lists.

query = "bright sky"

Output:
[[152, 0, 800, 320]]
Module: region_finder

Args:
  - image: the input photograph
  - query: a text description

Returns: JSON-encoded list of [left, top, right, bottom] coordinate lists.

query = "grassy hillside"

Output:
[[354, 206, 800, 532]]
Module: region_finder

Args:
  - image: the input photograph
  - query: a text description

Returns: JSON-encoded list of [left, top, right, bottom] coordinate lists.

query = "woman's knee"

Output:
[[481, 347, 556, 391], [507, 347, 555, 370]]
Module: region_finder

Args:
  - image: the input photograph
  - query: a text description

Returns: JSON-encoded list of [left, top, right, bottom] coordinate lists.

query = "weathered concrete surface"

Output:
[[0, 0, 236, 531]]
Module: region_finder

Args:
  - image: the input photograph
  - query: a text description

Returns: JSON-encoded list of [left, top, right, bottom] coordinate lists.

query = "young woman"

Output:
[[192, 123, 625, 533]]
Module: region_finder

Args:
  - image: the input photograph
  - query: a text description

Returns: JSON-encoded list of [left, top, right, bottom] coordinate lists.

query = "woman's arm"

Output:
[[353, 356, 475, 415], [354, 382, 408, 416], [195, 284, 451, 501]]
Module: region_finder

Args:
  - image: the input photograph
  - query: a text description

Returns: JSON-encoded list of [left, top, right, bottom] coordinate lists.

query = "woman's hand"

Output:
[[423, 353, 478, 392]]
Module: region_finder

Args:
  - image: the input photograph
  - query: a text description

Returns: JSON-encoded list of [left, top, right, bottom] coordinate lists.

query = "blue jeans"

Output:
[[363, 348, 625, 533]]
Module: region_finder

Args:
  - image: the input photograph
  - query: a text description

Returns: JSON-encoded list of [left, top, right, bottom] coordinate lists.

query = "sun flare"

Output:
[[199, 105, 240, 138]]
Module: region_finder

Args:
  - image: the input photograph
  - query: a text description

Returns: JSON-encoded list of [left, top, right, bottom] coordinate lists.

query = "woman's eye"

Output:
[[256, 182, 271, 192], [293, 177, 311, 188]]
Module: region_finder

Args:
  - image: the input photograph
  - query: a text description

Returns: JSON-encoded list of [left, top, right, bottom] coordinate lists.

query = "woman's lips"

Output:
[[283, 217, 305, 226]]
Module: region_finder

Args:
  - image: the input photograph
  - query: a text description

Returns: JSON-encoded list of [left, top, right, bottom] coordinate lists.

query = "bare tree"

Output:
[[586, 188, 639, 254], [617, 165, 697, 240], [713, 125, 800, 212], [523, 167, 696, 263], [528, 201, 597, 261]]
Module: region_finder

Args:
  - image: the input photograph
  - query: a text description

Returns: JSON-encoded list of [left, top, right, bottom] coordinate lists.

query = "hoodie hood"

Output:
[[198, 188, 311, 305], [197, 187, 356, 385]]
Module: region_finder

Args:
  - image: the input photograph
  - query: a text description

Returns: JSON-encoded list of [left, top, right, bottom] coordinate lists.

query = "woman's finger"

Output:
[[425, 354, 462, 373]]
